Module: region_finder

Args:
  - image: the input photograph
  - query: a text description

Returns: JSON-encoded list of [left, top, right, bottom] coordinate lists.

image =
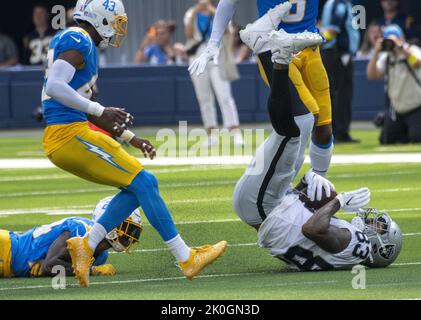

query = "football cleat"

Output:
[[91, 264, 117, 276], [269, 29, 324, 65], [239, 1, 292, 54], [179, 241, 228, 280], [67, 236, 94, 288]]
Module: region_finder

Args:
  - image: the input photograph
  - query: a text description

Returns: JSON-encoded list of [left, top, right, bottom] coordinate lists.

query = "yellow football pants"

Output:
[[258, 47, 332, 127], [44, 122, 143, 188]]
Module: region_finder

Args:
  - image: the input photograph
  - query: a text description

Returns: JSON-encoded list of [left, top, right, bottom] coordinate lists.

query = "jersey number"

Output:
[[352, 231, 371, 260], [103, 0, 116, 12], [283, 0, 306, 23], [281, 246, 333, 271], [33, 219, 67, 239]]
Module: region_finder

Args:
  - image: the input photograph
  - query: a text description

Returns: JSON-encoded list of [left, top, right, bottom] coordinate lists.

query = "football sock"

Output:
[[310, 135, 334, 177], [268, 68, 300, 138], [165, 235, 191, 263], [88, 223, 108, 252], [127, 170, 179, 242]]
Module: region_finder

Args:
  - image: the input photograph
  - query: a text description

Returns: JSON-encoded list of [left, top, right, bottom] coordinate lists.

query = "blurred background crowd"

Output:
[[1, 0, 421, 144]]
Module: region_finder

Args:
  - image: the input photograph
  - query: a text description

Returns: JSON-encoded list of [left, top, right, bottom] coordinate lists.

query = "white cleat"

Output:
[[269, 29, 324, 65], [239, 1, 292, 54]]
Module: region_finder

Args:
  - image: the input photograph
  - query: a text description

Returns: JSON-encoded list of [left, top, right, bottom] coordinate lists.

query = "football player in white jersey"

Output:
[[233, 132, 403, 271], [220, 3, 402, 270]]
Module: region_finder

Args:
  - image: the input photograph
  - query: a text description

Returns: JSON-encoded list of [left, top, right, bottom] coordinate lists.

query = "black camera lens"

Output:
[[382, 39, 396, 52]]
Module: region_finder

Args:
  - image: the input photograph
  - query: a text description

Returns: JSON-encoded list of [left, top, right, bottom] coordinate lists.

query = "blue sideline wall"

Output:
[[0, 60, 385, 129]]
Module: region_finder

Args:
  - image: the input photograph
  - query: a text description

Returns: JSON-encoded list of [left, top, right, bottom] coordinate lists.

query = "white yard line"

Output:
[[1, 153, 421, 169], [1, 200, 421, 217], [112, 234, 419, 256], [1, 180, 238, 198], [1, 167, 419, 183], [0, 272, 267, 292], [1, 182, 419, 199], [0, 260, 420, 292]]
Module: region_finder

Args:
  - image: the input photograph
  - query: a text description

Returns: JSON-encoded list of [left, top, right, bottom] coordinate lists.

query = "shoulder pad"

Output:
[[55, 27, 94, 56]]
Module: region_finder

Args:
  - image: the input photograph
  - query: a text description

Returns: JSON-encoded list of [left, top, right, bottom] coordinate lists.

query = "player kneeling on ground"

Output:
[[0, 197, 141, 278]]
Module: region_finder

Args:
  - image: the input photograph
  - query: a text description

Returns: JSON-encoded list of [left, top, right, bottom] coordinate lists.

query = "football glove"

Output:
[[336, 188, 371, 212], [188, 43, 220, 76], [304, 171, 335, 202], [30, 262, 45, 278], [91, 264, 117, 276]]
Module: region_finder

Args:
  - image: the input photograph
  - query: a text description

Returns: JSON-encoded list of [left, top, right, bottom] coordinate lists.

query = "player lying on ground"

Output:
[[41, 0, 226, 288], [232, 23, 402, 271], [190, 0, 334, 178], [0, 197, 141, 278]]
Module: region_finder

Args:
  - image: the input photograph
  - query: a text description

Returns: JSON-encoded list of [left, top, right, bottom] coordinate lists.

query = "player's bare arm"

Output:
[[32, 231, 115, 278], [32, 231, 74, 277], [302, 199, 351, 254], [302, 187, 371, 253]]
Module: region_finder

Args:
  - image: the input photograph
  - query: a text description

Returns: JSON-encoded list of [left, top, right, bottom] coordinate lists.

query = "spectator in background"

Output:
[[22, 5, 56, 66], [375, 0, 419, 44], [184, 0, 243, 146], [357, 22, 382, 60], [321, 0, 360, 144], [231, 24, 252, 64], [135, 20, 179, 65], [66, 7, 78, 28], [367, 25, 421, 144], [0, 30, 18, 67]]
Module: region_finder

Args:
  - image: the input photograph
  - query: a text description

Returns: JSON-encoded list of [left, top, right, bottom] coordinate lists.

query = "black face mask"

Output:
[[117, 220, 142, 249]]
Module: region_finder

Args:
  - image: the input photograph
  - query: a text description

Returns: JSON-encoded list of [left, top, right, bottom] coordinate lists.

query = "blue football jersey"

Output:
[[257, 0, 319, 33], [10, 217, 108, 277], [42, 27, 98, 126]]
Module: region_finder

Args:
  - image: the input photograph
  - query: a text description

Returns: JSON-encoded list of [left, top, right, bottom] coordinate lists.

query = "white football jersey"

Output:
[[257, 193, 372, 271]]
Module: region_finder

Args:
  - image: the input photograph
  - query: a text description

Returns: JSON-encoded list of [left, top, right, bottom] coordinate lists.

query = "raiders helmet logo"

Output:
[[379, 245, 395, 259]]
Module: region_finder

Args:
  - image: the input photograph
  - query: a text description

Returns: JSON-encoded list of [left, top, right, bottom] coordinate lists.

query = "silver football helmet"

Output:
[[352, 208, 402, 268]]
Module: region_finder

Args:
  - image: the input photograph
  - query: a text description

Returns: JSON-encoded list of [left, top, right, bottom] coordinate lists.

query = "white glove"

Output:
[[188, 43, 220, 76], [304, 171, 335, 202], [336, 188, 371, 212]]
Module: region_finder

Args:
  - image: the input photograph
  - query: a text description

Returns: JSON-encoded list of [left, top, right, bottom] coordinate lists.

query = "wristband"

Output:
[[120, 130, 136, 143], [88, 101, 105, 117]]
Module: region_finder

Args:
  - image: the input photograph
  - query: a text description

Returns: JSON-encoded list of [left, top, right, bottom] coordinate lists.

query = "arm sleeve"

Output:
[[45, 59, 104, 116], [208, 0, 239, 46]]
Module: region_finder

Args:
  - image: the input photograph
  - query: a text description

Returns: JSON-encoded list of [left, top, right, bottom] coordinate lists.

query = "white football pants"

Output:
[[190, 62, 240, 130], [233, 113, 314, 226]]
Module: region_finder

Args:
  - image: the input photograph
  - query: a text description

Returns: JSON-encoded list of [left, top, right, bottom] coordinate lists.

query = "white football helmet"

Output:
[[353, 208, 402, 268], [73, 0, 128, 49], [93, 196, 143, 253]]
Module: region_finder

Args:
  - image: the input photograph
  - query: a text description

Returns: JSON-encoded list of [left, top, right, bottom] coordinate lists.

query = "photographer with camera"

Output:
[[367, 25, 421, 144]]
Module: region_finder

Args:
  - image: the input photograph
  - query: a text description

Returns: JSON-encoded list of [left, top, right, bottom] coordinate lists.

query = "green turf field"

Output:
[[0, 128, 421, 300], [2, 128, 421, 159]]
